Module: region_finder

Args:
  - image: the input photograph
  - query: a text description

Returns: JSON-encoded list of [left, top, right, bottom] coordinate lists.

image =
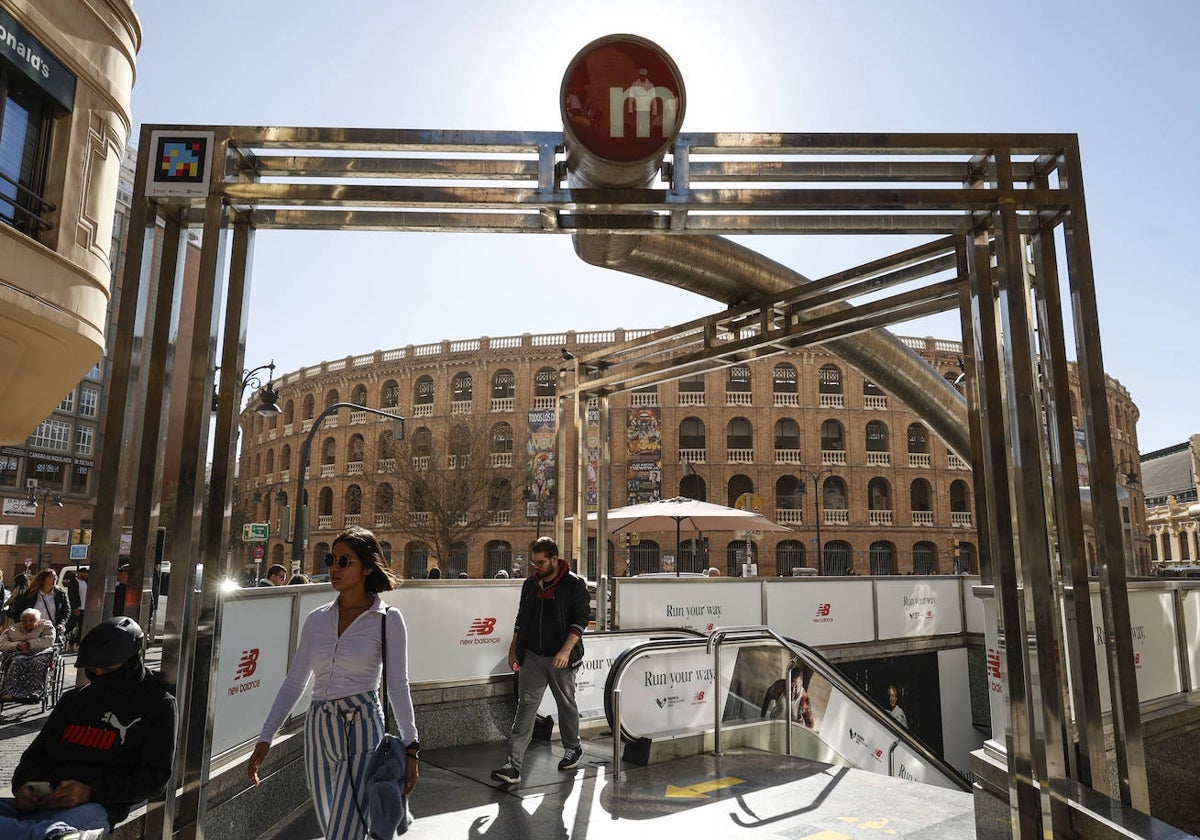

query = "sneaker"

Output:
[[558, 745, 584, 771], [490, 764, 521, 784], [49, 830, 107, 840]]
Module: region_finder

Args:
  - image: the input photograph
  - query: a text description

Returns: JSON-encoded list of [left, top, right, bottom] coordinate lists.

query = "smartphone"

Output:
[[24, 781, 53, 796]]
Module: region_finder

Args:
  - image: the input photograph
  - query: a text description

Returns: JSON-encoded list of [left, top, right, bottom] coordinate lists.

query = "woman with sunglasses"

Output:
[[247, 527, 419, 839]]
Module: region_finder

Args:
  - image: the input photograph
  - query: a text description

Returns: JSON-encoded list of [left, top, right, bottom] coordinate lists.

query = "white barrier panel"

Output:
[[612, 647, 732, 738], [764, 579, 875, 646], [979, 595, 1007, 743], [962, 576, 984, 633], [875, 578, 963, 639], [536, 632, 693, 722], [212, 596, 294, 756], [389, 583, 522, 682], [1090, 588, 1182, 708], [1185, 589, 1200, 692], [615, 579, 761, 632]]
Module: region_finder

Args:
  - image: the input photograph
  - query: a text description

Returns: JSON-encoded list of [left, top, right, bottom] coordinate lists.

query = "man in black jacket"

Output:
[[0, 617, 176, 839], [491, 537, 589, 785]]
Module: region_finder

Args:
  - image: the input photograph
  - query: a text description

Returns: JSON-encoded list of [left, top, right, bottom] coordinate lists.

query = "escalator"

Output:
[[603, 625, 971, 792]]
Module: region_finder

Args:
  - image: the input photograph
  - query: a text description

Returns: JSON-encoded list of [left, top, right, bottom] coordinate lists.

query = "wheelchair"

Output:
[[0, 637, 66, 715]]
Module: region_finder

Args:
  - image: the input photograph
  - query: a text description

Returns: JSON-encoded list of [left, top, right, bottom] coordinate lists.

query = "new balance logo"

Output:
[[468, 617, 497, 636], [236, 648, 259, 679]]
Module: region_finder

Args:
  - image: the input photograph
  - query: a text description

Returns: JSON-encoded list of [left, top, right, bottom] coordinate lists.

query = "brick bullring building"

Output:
[[236, 329, 1145, 580]]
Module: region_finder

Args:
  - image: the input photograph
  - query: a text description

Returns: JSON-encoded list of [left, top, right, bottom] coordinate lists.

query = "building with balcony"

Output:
[[236, 330, 1145, 581], [1141, 435, 1200, 571]]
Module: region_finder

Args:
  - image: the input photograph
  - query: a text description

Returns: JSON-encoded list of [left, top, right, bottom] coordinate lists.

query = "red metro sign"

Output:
[[560, 34, 686, 163]]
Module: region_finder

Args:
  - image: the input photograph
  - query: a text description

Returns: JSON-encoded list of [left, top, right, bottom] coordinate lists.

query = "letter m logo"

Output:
[[608, 86, 678, 139]]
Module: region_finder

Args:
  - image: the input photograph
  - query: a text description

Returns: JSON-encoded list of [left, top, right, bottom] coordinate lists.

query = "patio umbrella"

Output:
[[577, 496, 789, 575]]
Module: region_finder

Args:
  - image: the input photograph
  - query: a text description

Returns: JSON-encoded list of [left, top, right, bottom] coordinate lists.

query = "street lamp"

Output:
[[214, 359, 282, 417], [1114, 459, 1141, 574], [26, 481, 64, 571], [291, 402, 405, 576], [798, 467, 835, 575]]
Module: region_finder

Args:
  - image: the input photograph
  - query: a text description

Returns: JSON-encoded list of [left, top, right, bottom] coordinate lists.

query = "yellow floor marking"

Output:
[[664, 776, 746, 798], [797, 831, 852, 840]]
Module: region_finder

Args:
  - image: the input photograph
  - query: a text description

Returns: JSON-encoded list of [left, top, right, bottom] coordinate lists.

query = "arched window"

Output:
[[869, 541, 895, 575], [449, 424, 470, 457], [632, 363, 658, 403], [451, 372, 473, 403], [679, 538, 706, 574], [776, 540, 805, 573], [415, 376, 434, 406], [950, 480, 971, 512], [678, 372, 706, 397], [265, 449, 275, 474], [318, 487, 334, 517], [772, 363, 798, 398], [321, 437, 336, 466], [823, 476, 847, 510], [865, 420, 889, 452], [448, 542, 468, 578], [312, 542, 331, 574], [303, 394, 315, 420], [376, 483, 394, 514], [824, 541, 852, 575], [680, 474, 706, 501], [377, 430, 395, 461], [679, 417, 706, 450], [820, 420, 845, 452], [907, 423, 929, 453], [868, 477, 891, 511], [347, 433, 365, 464], [492, 369, 515, 400], [910, 478, 932, 512], [406, 542, 430, 579], [491, 422, 513, 454], [775, 475, 803, 510], [956, 541, 977, 574], [253, 453, 261, 477], [284, 399, 294, 425], [486, 541, 513, 578], [629, 539, 661, 576], [380, 541, 393, 565], [819, 364, 843, 394], [412, 427, 432, 458], [726, 474, 755, 508], [587, 537, 618, 579], [864, 380, 884, 397], [726, 417, 753, 450], [725, 540, 758, 577], [725, 365, 752, 397], [534, 367, 557, 398], [345, 484, 362, 516], [381, 379, 399, 408], [489, 477, 512, 512], [774, 418, 800, 453], [351, 384, 368, 407], [281, 444, 292, 472], [325, 389, 340, 409], [913, 541, 935, 574]]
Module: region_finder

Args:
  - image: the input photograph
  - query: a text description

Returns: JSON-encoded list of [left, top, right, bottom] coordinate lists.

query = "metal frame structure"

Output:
[[89, 124, 1147, 839]]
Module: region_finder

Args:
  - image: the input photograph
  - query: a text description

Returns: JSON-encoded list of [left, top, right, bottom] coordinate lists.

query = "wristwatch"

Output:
[[406, 740, 420, 759]]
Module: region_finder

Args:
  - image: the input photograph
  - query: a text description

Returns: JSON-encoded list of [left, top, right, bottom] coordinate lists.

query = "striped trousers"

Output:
[[305, 691, 383, 840]]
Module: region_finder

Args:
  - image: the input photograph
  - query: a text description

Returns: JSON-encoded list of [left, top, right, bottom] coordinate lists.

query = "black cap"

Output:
[[77, 616, 145, 668]]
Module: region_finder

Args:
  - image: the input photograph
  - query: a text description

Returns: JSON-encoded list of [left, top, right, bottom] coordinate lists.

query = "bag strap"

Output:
[[380, 610, 397, 735]]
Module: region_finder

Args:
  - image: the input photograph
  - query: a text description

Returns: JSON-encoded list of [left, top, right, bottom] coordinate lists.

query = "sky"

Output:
[[128, 0, 1199, 454]]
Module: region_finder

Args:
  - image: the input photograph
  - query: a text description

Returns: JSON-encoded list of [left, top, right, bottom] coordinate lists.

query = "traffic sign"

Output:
[[69, 544, 88, 561], [252, 545, 265, 560], [243, 523, 269, 541]]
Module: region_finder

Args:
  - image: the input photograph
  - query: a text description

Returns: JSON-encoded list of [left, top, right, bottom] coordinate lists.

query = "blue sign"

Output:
[[70, 544, 88, 561]]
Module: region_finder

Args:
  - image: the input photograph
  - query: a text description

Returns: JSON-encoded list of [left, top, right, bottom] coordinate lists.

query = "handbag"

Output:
[[347, 610, 411, 839]]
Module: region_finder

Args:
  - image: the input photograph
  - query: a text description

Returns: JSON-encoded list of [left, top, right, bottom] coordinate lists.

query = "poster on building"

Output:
[[586, 406, 604, 511], [1074, 427, 1090, 486], [626, 407, 662, 504], [526, 409, 557, 519]]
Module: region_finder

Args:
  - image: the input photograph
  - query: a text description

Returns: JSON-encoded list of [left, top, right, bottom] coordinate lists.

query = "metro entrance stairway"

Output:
[[263, 739, 978, 839]]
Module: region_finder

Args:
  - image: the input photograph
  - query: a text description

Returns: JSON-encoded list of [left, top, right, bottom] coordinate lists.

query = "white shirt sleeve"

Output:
[[258, 610, 319, 743], [383, 608, 418, 745]]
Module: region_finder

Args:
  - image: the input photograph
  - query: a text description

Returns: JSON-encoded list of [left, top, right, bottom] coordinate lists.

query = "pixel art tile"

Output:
[[154, 137, 208, 184]]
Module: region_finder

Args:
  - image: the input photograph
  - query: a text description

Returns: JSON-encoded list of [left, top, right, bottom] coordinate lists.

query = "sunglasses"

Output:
[[324, 553, 358, 569]]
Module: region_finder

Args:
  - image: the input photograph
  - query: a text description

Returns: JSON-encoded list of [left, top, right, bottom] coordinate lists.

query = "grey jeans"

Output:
[[506, 651, 579, 770]]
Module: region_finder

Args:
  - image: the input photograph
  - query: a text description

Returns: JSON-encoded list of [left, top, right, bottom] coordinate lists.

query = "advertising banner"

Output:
[[1089, 588, 1182, 710], [980, 596, 1007, 744], [586, 406, 603, 511], [536, 631, 694, 722], [607, 646, 731, 739], [212, 597, 294, 756], [2, 497, 35, 517], [625, 407, 661, 504], [526, 409, 557, 519], [389, 584, 522, 682], [962, 577, 984, 634], [615, 579, 762, 633], [1184, 589, 1200, 693], [875, 578, 963, 639], [764, 579, 875, 646]]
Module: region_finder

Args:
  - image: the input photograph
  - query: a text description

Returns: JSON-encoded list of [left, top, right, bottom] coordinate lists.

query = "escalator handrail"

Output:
[[607, 625, 972, 792]]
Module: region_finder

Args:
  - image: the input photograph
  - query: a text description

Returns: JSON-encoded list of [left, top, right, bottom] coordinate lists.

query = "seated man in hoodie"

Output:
[[0, 616, 177, 840]]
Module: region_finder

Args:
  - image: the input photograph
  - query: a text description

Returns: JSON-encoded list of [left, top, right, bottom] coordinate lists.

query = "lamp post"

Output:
[[1114, 460, 1141, 574], [26, 481, 64, 571], [214, 359, 282, 417], [291, 402, 405, 576], [798, 467, 835, 575]]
